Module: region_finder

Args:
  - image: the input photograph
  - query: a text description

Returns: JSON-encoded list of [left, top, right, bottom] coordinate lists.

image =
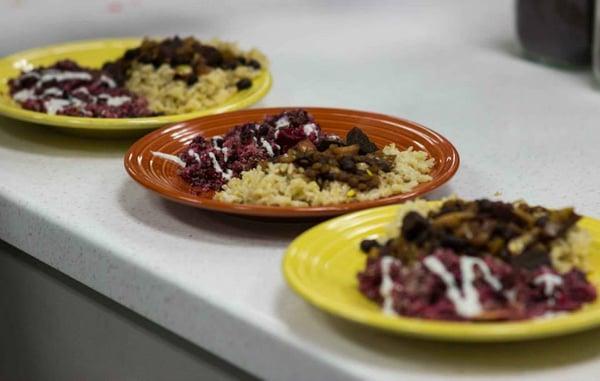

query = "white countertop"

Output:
[[2, 1, 600, 380]]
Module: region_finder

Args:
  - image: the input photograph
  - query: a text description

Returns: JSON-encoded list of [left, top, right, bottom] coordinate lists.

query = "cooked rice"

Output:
[[551, 227, 591, 273], [215, 145, 435, 207], [125, 40, 267, 115]]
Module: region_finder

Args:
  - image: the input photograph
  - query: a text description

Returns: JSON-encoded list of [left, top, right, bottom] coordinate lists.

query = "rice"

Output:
[[550, 227, 591, 273], [215, 144, 435, 206], [125, 40, 267, 115]]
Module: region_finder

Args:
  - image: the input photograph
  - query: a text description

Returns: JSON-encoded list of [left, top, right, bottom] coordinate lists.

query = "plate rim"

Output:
[[282, 203, 600, 342], [123, 107, 461, 218], [0, 37, 273, 130]]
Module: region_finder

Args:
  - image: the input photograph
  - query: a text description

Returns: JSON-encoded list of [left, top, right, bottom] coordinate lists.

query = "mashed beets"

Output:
[[8, 59, 154, 118], [358, 249, 596, 321], [179, 109, 331, 192]]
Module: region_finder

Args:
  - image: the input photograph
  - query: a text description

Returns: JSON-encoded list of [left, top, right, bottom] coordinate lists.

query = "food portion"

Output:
[[104, 37, 267, 115], [215, 114, 433, 207], [175, 109, 329, 193], [7, 60, 153, 117], [8, 36, 267, 118], [152, 109, 435, 206], [218, 144, 432, 207], [358, 198, 596, 321]]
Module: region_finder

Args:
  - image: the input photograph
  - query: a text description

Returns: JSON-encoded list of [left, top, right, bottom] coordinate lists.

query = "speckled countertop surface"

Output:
[[1, 1, 600, 380]]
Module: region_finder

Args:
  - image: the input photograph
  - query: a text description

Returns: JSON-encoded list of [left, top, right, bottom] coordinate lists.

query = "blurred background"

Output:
[[2, 0, 599, 210]]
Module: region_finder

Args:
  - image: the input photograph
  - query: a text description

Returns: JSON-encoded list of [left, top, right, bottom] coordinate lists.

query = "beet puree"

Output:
[[179, 109, 334, 192], [8, 60, 154, 118], [358, 249, 596, 321]]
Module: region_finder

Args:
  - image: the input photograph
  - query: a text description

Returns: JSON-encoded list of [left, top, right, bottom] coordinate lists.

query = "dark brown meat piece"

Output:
[[360, 239, 381, 254], [511, 244, 552, 270], [281, 142, 396, 191], [401, 212, 430, 242], [236, 78, 252, 90], [346, 127, 378, 154], [315, 136, 343, 151], [101, 36, 260, 88], [371, 198, 582, 268]]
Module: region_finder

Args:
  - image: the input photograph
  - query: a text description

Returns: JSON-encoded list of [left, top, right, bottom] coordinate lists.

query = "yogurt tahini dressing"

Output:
[[423, 255, 503, 318]]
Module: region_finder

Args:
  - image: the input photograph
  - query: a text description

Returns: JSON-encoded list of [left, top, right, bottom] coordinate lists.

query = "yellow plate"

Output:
[[0, 38, 272, 137], [283, 203, 600, 342]]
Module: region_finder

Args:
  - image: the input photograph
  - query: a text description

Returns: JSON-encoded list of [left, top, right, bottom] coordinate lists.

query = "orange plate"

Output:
[[124, 107, 460, 218]]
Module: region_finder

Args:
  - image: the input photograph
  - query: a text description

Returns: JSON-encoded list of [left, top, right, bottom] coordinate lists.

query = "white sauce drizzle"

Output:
[[211, 137, 222, 149], [379, 256, 398, 315], [423, 255, 502, 318], [302, 123, 318, 136], [274, 117, 293, 139], [261, 139, 275, 157], [71, 97, 84, 107], [208, 152, 232, 180], [73, 87, 89, 95], [538, 311, 567, 320], [533, 273, 563, 297], [275, 116, 290, 129], [99, 94, 131, 107], [12, 88, 35, 102], [221, 147, 229, 162], [211, 137, 230, 161], [44, 99, 71, 115], [43, 87, 63, 96], [40, 70, 92, 84], [11, 68, 134, 115], [504, 288, 517, 303], [14, 59, 35, 73], [151, 151, 186, 167], [100, 74, 116, 88], [187, 149, 201, 163]]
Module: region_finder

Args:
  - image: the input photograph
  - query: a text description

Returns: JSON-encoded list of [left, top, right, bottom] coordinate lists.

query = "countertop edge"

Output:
[[0, 191, 358, 381]]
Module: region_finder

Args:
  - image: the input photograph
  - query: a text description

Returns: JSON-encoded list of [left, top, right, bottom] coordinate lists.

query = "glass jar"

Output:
[[516, 0, 593, 67], [593, 2, 600, 80]]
